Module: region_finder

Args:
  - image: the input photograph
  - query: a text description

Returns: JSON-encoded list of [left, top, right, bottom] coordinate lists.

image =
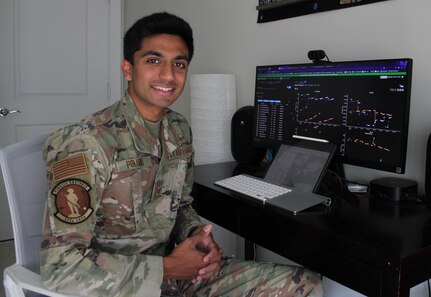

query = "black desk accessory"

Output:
[[369, 177, 418, 202], [231, 105, 266, 165]]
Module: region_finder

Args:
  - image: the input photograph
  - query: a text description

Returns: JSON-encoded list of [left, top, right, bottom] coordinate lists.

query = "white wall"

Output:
[[124, 1, 431, 296], [124, 0, 431, 194]]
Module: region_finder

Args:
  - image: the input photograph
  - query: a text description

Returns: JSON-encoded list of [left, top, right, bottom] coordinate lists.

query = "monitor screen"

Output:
[[252, 58, 413, 174]]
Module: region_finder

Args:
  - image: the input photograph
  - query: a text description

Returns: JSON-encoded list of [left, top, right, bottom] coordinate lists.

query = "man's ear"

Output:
[[120, 59, 133, 81]]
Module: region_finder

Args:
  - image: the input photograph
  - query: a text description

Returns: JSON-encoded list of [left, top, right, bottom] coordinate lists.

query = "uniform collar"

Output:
[[120, 92, 185, 157]]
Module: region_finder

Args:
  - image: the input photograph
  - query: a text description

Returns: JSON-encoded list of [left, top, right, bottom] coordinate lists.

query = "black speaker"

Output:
[[231, 106, 266, 165], [426, 132, 431, 198]]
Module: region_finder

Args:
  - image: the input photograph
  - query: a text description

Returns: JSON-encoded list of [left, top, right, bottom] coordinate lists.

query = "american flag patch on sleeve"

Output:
[[52, 154, 88, 181]]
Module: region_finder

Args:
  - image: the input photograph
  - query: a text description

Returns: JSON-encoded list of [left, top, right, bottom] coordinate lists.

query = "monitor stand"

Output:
[[318, 159, 346, 197], [318, 160, 361, 205], [329, 159, 345, 182]]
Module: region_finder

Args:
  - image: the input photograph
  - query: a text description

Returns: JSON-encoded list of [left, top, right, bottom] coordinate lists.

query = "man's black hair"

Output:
[[123, 12, 194, 64]]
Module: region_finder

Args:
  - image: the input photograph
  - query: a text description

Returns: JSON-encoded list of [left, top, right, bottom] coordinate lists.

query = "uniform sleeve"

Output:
[[40, 132, 163, 297]]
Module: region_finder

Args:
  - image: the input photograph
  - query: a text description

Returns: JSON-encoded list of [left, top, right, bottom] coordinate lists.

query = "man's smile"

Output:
[[153, 85, 175, 92]]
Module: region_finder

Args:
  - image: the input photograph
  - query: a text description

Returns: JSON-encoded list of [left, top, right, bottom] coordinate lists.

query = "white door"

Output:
[[0, 0, 123, 240]]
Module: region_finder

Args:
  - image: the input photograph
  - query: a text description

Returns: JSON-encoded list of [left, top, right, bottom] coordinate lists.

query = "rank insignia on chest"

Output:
[[51, 179, 93, 224]]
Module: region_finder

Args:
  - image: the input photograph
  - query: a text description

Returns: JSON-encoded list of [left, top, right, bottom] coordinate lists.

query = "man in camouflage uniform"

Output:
[[40, 12, 323, 297]]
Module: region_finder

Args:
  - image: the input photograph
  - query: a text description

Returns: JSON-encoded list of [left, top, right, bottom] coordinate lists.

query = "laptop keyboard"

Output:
[[214, 174, 292, 204]]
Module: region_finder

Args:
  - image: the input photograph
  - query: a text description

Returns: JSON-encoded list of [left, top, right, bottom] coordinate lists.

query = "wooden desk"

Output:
[[191, 162, 431, 297]]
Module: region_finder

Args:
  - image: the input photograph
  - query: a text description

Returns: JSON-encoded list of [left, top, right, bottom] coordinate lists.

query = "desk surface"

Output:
[[191, 161, 431, 297]]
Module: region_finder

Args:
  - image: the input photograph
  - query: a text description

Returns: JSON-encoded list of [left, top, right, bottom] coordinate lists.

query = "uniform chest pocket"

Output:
[[152, 159, 189, 216], [144, 158, 189, 241], [98, 167, 155, 238]]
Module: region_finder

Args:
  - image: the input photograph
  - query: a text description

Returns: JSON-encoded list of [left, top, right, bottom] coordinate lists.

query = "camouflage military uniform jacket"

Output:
[[40, 93, 202, 297]]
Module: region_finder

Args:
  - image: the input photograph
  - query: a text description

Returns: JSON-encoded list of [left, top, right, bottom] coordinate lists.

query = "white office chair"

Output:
[[0, 134, 76, 297]]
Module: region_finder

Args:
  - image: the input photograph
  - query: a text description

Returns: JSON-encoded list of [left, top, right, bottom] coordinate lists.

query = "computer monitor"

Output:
[[252, 58, 413, 174]]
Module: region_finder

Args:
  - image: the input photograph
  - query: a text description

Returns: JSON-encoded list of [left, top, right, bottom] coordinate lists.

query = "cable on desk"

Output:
[[323, 169, 344, 191], [319, 169, 362, 205]]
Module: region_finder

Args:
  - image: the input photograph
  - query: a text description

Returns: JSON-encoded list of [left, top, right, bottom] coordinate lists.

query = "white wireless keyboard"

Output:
[[214, 174, 292, 203]]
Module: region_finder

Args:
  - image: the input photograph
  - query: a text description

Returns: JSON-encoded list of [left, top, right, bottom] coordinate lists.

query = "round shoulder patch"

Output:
[[51, 179, 93, 224]]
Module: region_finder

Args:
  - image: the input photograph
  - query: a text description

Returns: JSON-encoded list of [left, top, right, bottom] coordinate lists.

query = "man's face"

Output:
[[121, 34, 190, 120]]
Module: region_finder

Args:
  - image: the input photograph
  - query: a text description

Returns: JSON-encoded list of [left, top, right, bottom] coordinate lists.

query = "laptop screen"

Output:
[[264, 140, 336, 193]]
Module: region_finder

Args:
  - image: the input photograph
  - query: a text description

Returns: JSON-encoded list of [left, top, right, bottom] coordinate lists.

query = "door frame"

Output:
[[108, 0, 124, 104]]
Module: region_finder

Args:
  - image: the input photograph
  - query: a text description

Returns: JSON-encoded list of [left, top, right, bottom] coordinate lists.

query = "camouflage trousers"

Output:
[[161, 259, 323, 297]]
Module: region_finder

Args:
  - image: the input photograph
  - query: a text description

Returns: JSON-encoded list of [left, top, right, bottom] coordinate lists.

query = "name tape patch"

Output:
[[167, 145, 193, 160]]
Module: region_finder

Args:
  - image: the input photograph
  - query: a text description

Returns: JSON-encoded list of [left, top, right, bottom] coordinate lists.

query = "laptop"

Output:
[[264, 137, 336, 193], [214, 137, 336, 214]]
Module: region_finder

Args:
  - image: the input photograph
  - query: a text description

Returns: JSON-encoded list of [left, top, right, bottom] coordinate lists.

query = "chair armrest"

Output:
[[3, 264, 78, 297]]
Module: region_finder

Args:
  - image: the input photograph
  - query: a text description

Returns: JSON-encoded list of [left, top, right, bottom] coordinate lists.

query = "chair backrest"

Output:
[[0, 134, 48, 274]]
